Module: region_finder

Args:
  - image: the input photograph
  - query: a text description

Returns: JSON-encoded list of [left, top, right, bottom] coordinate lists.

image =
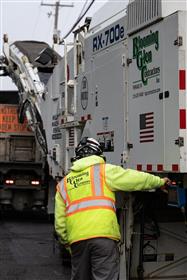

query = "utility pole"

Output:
[[41, 1, 74, 46]]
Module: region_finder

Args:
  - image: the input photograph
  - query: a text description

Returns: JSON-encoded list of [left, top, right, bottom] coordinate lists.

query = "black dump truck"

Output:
[[0, 90, 48, 211]]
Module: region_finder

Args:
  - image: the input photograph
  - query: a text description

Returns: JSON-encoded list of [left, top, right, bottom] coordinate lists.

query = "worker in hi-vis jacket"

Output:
[[55, 137, 170, 280]]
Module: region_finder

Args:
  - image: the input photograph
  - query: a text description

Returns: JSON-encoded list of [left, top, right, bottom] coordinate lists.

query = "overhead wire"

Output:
[[60, 0, 95, 42], [78, 0, 90, 19]]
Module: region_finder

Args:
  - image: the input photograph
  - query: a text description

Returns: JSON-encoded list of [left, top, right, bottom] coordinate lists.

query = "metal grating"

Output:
[[127, 0, 162, 34]]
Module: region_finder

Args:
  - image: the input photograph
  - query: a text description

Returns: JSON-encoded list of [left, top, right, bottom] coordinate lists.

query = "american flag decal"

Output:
[[139, 112, 154, 143]]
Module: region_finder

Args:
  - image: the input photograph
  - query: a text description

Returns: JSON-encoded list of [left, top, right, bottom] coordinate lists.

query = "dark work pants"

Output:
[[70, 238, 120, 280]]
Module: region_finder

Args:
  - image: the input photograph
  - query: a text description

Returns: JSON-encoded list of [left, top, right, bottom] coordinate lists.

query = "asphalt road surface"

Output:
[[0, 212, 71, 280]]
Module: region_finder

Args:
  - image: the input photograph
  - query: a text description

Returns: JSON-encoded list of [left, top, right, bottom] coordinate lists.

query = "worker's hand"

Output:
[[160, 177, 171, 193], [163, 177, 171, 186]]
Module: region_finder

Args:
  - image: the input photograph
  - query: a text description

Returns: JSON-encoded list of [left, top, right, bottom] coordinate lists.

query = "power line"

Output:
[[60, 0, 95, 41]]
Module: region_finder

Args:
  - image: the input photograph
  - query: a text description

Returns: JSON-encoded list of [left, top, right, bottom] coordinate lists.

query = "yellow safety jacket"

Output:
[[55, 155, 165, 246]]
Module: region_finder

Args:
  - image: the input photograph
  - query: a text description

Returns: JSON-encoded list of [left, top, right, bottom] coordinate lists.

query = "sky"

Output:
[[0, 0, 110, 89]]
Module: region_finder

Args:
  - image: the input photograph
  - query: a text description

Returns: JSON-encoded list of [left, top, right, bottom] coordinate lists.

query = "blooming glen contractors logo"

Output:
[[67, 171, 89, 189], [133, 30, 160, 85]]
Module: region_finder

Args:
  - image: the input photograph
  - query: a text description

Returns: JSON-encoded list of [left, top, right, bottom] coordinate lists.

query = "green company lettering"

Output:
[[133, 30, 159, 85]]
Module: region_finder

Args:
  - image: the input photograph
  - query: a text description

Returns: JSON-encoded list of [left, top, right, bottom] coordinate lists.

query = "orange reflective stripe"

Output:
[[69, 235, 119, 244], [100, 164, 105, 196], [92, 164, 104, 196], [90, 166, 96, 196], [59, 180, 67, 203], [56, 183, 61, 192], [66, 196, 115, 209], [93, 165, 101, 196], [59, 178, 71, 206], [66, 197, 116, 216], [64, 177, 71, 206], [67, 205, 116, 217]]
